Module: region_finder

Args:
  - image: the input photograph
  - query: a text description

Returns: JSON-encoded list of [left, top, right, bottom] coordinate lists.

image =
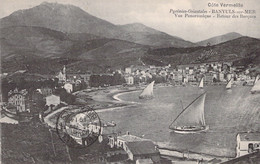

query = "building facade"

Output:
[[64, 83, 73, 93], [8, 88, 28, 113], [236, 132, 260, 157], [45, 95, 60, 107]]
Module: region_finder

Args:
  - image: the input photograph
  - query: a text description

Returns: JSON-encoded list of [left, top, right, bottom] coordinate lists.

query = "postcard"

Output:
[[0, 0, 259, 163]]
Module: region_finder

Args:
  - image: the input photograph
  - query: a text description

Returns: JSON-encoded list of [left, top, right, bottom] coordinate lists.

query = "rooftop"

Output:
[[125, 140, 159, 155], [136, 158, 153, 164], [117, 134, 148, 142], [221, 151, 260, 164], [238, 132, 260, 141]]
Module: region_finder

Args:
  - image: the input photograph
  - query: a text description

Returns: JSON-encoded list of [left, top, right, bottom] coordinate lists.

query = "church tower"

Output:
[[63, 65, 66, 75]]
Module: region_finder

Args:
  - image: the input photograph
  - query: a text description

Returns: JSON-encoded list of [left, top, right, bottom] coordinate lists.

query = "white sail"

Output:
[[139, 81, 155, 99], [171, 93, 206, 127], [251, 78, 260, 93], [199, 78, 204, 88], [254, 75, 259, 85], [226, 79, 232, 89]]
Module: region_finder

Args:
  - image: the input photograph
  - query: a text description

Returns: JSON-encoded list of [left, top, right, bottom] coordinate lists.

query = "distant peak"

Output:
[[40, 2, 65, 6], [39, 1, 78, 9], [225, 32, 242, 36], [40, 2, 60, 6], [128, 23, 145, 26]]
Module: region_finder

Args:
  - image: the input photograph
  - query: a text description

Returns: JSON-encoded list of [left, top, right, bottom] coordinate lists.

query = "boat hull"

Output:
[[251, 91, 260, 94], [170, 125, 209, 134], [139, 95, 154, 99]]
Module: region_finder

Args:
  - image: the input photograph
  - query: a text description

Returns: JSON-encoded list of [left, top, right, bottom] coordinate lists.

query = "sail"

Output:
[[171, 93, 206, 127], [251, 78, 260, 93], [139, 81, 155, 98], [254, 75, 259, 85], [199, 78, 204, 88], [226, 79, 232, 89]]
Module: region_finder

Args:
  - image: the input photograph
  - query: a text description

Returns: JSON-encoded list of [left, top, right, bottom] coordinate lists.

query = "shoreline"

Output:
[[59, 84, 250, 161], [79, 85, 234, 161], [157, 144, 232, 162]]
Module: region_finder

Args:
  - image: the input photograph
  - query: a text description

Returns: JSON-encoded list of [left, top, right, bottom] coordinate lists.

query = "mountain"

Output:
[[0, 2, 123, 38], [0, 26, 148, 74], [0, 2, 195, 48], [1, 26, 259, 75], [147, 36, 260, 66], [118, 23, 195, 47], [0, 26, 73, 59], [196, 32, 243, 46]]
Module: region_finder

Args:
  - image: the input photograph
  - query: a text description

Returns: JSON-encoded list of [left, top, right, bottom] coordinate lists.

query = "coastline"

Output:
[[49, 84, 250, 162]]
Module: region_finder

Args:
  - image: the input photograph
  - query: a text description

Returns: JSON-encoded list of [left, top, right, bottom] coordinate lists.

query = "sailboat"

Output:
[[251, 75, 260, 94], [169, 92, 209, 133], [226, 79, 232, 89], [253, 75, 259, 85], [199, 77, 204, 89], [139, 81, 155, 99]]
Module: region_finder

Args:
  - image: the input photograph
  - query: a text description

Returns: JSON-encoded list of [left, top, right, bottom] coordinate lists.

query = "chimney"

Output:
[[126, 131, 130, 135]]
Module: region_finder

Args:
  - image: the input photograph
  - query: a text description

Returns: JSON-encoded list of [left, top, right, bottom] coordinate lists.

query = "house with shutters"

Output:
[[8, 88, 29, 113], [236, 132, 260, 157], [108, 132, 160, 163]]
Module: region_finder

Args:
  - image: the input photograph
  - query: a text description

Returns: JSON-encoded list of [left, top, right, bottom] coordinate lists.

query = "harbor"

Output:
[[84, 84, 260, 158]]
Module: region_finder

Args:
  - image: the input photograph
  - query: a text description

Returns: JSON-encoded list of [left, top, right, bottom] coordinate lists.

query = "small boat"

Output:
[[251, 75, 260, 94], [169, 92, 208, 133], [139, 81, 155, 99], [226, 79, 232, 89], [253, 75, 259, 85], [199, 77, 204, 89]]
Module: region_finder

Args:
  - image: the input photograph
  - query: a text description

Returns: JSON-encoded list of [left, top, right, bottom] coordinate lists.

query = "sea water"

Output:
[[97, 85, 260, 157]]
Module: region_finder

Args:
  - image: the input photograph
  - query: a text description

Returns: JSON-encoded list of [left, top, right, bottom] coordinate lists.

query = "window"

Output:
[[248, 143, 254, 153]]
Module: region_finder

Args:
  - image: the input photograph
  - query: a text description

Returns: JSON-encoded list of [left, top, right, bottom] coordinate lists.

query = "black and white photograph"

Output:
[[0, 0, 260, 163]]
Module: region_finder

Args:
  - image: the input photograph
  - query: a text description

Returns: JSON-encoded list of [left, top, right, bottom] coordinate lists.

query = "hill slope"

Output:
[[0, 2, 195, 48], [0, 26, 148, 74], [196, 32, 243, 46], [147, 37, 260, 66], [118, 23, 195, 47]]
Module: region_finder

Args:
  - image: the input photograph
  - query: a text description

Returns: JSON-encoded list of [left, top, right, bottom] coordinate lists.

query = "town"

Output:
[[1, 60, 259, 163]]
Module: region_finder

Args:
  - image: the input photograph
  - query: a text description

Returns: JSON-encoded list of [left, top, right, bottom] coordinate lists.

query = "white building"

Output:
[[236, 132, 260, 157], [125, 67, 132, 74], [8, 88, 28, 113], [56, 65, 66, 83], [108, 133, 160, 163], [46, 95, 60, 107], [125, 76, 134, 85], [64, 83, 73, 93], [189, 69, 194, 75], [219, 72, 225, 81], [227, 73, 233, 81]]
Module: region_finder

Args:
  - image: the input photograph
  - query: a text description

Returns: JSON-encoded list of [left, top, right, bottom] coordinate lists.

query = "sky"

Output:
[[0, 0, 259, 42]]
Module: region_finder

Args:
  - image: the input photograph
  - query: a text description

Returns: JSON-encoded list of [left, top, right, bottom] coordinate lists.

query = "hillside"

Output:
[[147, 37, 260, 66], [197, 32, 243, 46], [0, 2, 123, 38], [118, 23, 195, 47], [0, 26, 73, 59], [0, 26, 148, 74], [0, 2, 195, 48]]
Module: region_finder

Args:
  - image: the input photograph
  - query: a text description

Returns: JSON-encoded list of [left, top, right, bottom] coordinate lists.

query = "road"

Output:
[[44, 106, 68, 129]]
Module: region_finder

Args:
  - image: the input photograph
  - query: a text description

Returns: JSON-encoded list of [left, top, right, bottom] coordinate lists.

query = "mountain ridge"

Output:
[[196, 32, 243, 46], [147, 36, 260, 66], [0, 2, 195, 48], [0, 26, 148, 74]]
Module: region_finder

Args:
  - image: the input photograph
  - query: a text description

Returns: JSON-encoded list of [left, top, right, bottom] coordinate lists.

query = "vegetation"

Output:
[[54, 88, 76, 105], [1, 78, 57, 102], [89, 72, 126, 87]]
